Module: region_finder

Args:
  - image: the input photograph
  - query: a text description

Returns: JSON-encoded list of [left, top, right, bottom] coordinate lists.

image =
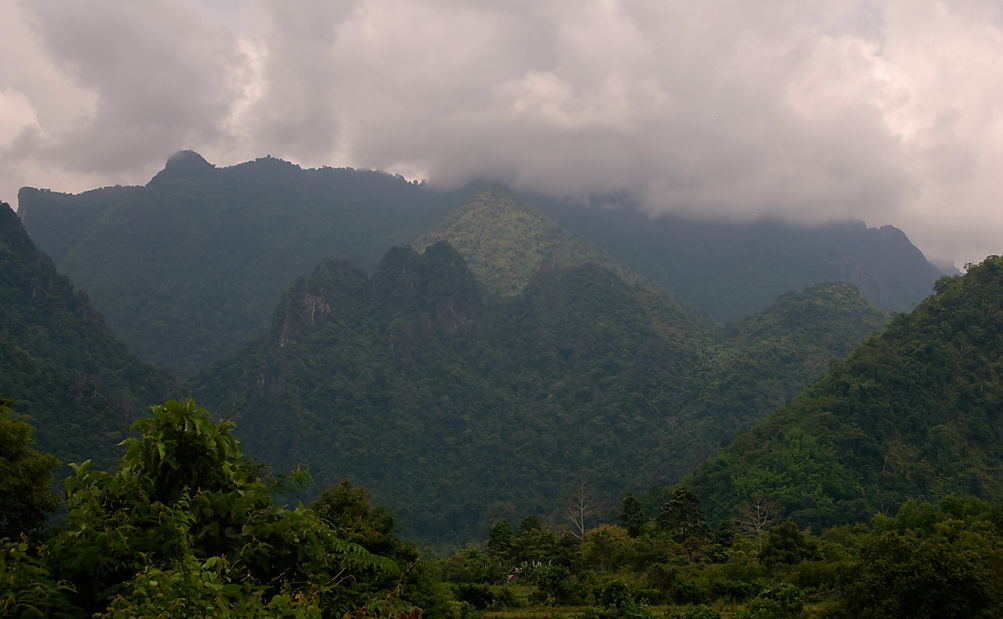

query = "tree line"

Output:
[[5, 396, 1002, 618]]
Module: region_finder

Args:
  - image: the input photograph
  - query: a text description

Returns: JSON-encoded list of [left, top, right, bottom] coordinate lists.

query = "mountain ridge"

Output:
[[19, 152, 944, 380], [531, 196, 945, 321], [686, 255, 1003, 530], [18, 153, 480, 377], [0, 202, 174, 472]]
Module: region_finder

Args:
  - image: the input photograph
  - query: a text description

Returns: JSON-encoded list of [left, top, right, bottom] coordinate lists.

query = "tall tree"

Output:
[[619, 492, 648, 537], [656, 487, 708, 542], [27, 399, 402, 617], [487, 521, 514, 557], [736, 495, 778, 552]]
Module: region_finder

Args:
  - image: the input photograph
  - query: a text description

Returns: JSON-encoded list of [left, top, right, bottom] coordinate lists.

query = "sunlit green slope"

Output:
[[414, 185, 645, 297], [689, 256, 1003, 529]]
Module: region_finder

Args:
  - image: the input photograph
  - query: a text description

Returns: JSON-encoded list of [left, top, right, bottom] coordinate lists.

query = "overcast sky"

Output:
[[2, 0, 1002, 268]]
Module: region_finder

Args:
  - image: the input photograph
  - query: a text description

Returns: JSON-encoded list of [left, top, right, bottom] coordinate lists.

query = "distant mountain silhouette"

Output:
[[531, 197, 946, 321]]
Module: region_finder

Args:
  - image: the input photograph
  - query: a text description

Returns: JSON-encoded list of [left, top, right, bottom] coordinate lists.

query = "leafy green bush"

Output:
[[578, 580, 654, 619], [680, 605, 723, 619], [1, 538, 79, 618], [0, 398, 60, 540], [673, 580, 706, 605], [528, 564, 587, 606], [709, 580, 763, 602], [736, 584, 806, 619], [453, 584, 495, 610]]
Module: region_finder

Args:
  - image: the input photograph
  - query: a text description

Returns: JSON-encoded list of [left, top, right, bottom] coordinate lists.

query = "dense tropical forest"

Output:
[[186, 239, 888, 546], [4, 151, 1001, 617], [5, 397, 1003, 618], [687, 255, 1003, 529]]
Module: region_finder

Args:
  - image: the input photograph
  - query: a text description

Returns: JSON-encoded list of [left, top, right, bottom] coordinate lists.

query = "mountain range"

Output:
[[18, 151, 479, 377], [18, 152, 944, 379], [8, 151, 980, 550], [532, 195, 949, 322]]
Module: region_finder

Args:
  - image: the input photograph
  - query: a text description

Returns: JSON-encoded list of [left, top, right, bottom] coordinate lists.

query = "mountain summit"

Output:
[[414, 186, 645, 296], [149, 150, 215, 184]]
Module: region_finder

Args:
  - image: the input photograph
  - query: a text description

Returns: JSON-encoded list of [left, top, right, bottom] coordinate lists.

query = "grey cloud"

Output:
[[16, 0, 246, 173], [288, 0, 917, 223], [2, 0, 1002, 267]]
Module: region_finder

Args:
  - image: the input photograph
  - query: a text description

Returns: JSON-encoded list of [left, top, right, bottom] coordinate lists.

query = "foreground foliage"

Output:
[[0, 398, 60, 540], [0, 400, 436, 618], [436, 492, 1003, 619]]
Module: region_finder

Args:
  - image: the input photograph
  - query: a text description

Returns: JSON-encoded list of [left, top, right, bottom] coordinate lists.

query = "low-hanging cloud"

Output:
[[1, 0, 1002, 267]]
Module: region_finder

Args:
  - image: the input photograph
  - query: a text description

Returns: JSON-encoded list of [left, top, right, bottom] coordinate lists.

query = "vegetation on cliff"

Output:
[[188, 241, 888, 547]]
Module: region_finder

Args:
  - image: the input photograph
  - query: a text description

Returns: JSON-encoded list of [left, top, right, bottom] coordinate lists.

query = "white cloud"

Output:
[[1, 0, 1002, 267]]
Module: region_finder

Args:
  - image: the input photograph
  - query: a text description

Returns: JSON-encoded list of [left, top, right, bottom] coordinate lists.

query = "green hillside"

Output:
[[187, 241, 887, 548], [533, 197, 946, 321], [688, 255, 1003, 530], [18, 151, 479, 378], [414, 185, 645, 296], [0, 203, 173, 472]]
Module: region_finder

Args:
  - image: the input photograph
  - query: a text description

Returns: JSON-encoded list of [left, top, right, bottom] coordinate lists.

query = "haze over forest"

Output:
[[4, 2, 1003, 618]]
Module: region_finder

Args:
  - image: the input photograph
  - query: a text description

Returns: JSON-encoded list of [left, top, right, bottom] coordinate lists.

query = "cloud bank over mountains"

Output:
[[1, 0, 1001, 266]]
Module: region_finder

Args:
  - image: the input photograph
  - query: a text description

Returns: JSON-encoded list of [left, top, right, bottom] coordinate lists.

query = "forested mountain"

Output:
[[414, 185, 645, 296], [188, 240, 888, 548], [19, 152, 945, 380], [687, 256, 1003, 530], [18, 151, 479, 377], [532, 197, 947, 321], [0, 202, 173, 472]]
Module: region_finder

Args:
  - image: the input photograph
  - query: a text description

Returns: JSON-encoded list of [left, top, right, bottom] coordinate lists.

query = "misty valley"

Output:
[[4, 152, 1003, 619]]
